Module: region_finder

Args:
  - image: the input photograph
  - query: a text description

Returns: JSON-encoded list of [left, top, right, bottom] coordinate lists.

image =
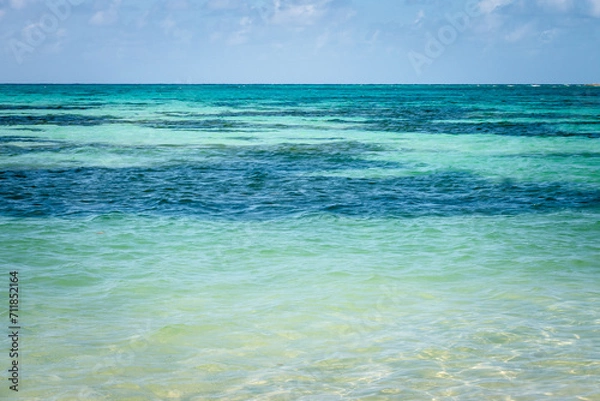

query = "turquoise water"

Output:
[[1, 85, 599, 400]]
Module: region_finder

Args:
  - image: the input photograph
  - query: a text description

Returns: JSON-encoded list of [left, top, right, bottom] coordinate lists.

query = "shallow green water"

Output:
[[1, 85, 599, 400]]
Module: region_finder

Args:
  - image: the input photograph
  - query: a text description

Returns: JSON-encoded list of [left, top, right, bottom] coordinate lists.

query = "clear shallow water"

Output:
[[0, 85, 599, 400]]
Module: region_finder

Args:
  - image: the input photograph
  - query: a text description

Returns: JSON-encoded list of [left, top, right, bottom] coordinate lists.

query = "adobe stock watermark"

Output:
[[8, 0, 85, 65], [408, 0, 482, 76]]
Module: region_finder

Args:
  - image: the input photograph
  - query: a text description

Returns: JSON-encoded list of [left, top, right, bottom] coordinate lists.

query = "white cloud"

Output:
[[0, 9, 5, 20], [160, 16, 176, 33], [270, 0, 331, 26], [413, 9, 425, 27], [43, 39, 64, 55], [136, 10, 150, 29], [166, 0, 189, 11], [10, 0, 27, 10], [89, 0, 122, 26], [227, 16, 253, 45], [160, 15, 193, 44], [205, 0, 240, 11], [539, 28, 559, 43], [202, 0, 353, 47], [315, 30, 329, 49], [478, 0, 514, 14], [537, 0, 573, 12], [588, 0, 600, 17], [504, 23, 534, 42]]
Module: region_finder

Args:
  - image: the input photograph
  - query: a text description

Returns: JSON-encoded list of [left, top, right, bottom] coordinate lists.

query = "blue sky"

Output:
[[1, 0, 599, 83]]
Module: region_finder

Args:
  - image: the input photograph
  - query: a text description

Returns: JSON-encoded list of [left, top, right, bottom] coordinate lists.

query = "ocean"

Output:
[[1, 84, 599, 400]]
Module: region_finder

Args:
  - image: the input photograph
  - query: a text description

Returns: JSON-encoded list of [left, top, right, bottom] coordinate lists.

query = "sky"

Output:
[[0, 0, 599, 83]]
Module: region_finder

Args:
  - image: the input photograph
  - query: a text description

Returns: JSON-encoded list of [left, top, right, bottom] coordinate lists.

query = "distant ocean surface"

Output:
[[1, 84, 599, 400]]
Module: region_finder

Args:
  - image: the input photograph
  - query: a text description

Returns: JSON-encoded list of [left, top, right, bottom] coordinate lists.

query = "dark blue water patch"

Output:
[[360, 118, 600, 138], [0, 136, 66, 156], [498, 152, 600, 159], [159, 109, 345, 119], [127, 114, 597, 137], [0, 104, 99, 111], [137, 117, 344, 132], [9, 127, 45, 132], [0, 139, 389, 168], [229, 136, 259, 142], [183, 104, 475, 121], [0, 136, 50, 143], [138, 118, 256, 131], [0, 114, 120, 126], [158, 141, 393, 173], [1, 165, 598, 219], [227, 141, 387, 163], [0, 113, 335, 132], [0, 143, 70, 156], [447, 121, 599, 138]]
